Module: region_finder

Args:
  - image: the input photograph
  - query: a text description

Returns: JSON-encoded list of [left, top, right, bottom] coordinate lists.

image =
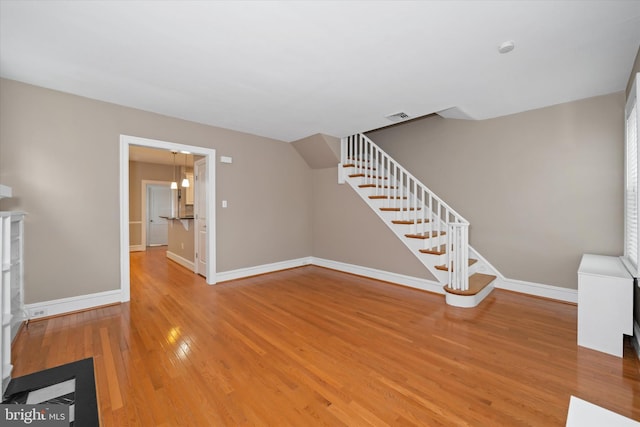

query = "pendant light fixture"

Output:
[[170, 151, 178, 190], [181, 153, 190, 188]]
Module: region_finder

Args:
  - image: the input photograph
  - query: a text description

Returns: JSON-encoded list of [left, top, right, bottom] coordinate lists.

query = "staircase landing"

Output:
[[444, 273, 496, 308]]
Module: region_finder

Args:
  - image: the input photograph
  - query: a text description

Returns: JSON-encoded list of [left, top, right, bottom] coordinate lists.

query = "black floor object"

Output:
[[2, 357, 99, 426]]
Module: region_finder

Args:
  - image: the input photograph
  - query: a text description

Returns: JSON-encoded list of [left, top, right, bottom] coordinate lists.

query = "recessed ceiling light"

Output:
[[498, 40, 515, 54]]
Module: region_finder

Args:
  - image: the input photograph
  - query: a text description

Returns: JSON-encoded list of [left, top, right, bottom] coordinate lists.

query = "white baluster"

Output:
[[345, 133, 470, 289]]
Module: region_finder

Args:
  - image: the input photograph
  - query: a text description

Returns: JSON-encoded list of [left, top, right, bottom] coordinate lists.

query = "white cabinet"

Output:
[[0, 212, 25, 395], [185, 171, 194, 205], [577, 254, 633, 357]]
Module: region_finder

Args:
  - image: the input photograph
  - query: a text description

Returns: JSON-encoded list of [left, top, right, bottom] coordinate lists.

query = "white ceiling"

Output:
[[129, 146, 195, 166], [1, 1, 639, 142]]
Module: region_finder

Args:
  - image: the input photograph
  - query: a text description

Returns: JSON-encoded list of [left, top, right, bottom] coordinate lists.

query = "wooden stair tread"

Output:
[[369, 195, 407, 200], [444, 273, 496, 296], [419, 245, 448, 255], [349, 173, 388, 179], [435, 259, 478, 271], [359, 184, 398, 189], [343, 164, 376, 170], [391, 219, 430, 224], [380, 207, 422, 211], [405, 231, 445, 239]]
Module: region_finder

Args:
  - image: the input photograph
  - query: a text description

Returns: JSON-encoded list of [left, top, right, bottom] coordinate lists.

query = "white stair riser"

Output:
[[345, 171, 494, 287], [342, 137, 498, 308], [445, 283, 495, 308]]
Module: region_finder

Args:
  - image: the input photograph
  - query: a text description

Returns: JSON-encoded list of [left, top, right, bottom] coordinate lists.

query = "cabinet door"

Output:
[[185, 172, 194, 205]]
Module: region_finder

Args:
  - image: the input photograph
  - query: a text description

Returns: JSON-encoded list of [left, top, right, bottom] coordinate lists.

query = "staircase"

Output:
[[338, 134, 497, 307]]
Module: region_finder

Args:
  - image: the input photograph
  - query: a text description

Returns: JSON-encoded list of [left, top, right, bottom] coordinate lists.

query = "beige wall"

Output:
[[168, 219, 195, 262], [292, 134, 340, 169], [0, 76, 628, 303], [297, 134, 437, 279], [312, 167, 435, 280], [0, 78, 312, 304], [368, 92, 625, 289]]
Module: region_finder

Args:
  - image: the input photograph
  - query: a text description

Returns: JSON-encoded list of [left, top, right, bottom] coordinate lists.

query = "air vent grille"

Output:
[[385, 112, 411, 122]]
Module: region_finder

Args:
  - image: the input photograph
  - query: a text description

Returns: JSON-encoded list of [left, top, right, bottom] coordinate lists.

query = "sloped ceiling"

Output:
[[1, 1, 639, 142]]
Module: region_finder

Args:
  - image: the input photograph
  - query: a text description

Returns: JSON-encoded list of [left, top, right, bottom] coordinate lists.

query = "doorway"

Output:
[[120, 135, 217, 302], [139, 180, 173, 249], [146, 183, 171, 247]]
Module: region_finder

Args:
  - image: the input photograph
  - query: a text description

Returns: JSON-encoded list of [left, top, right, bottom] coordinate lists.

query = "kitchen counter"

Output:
[[160, 216, 194, 220], [160, 216, 193, 230]]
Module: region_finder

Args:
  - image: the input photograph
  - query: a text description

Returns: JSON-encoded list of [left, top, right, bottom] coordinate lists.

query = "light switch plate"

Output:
[[220, 156, 233, 164]]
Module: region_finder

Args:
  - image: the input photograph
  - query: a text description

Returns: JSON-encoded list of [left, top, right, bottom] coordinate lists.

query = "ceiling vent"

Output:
[[385, 112, 411, 122]]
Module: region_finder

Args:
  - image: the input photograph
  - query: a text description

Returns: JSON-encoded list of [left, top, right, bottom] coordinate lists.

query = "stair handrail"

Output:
[[341, 134, 468, 224], [341, 133, 470, 291]]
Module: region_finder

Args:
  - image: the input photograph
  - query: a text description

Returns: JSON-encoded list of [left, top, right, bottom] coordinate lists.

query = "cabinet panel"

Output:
[[0, 212, 25, 395], [577, 254, 633, 357]]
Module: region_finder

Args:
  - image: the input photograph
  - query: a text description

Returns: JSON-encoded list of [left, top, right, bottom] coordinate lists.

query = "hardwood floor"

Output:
[[12, 247, 640, 426]]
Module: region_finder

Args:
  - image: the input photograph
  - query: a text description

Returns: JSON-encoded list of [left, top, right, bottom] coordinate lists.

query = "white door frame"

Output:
[[141, 180, 172, 249], [194, 158, 207, 276], [120, 135, 216, 302]]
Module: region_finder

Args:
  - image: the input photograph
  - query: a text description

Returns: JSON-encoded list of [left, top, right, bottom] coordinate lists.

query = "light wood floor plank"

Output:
[[11, 247, 640, 426]]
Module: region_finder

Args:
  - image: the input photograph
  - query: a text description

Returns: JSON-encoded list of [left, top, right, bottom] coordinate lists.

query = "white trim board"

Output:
[[166, 251, 195, 272], [218, 257, 440, 295], [495, 277, 578, 303], [217, 257, 312, 283], [120, 134, 217, 304], [25, 289, 121, 320], [130, 245, 145, 252], [24, 258, 580, 321], [311, 257, 444, 295], [310, 258, 578, 303]]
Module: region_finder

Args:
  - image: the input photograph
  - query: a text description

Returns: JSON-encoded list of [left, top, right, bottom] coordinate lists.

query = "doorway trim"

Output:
[[141, 180, 172, 249], [194, 157, 207, 276], [120, 135, 217, 302]]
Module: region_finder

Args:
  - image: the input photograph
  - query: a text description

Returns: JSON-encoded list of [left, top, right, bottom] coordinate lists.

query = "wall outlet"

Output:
[[181, 242, 184, 249], [31, 309, 47, 318]]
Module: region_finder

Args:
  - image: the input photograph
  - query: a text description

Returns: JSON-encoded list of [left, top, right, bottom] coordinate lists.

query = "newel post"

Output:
[[338, 137, 347, 184]]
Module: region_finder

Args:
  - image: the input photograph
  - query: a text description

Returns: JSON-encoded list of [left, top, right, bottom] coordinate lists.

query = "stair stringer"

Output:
[[340, 164, 504, 302]]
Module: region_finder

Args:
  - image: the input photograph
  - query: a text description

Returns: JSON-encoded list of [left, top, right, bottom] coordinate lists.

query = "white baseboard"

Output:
[[166, 251, 195, 272], [21, 258, 580, 321], [129, 244, 145, 252], [216, 257, 313, 283], [311, 257, 444, 295], [495, 277, 578, 303], [25, 289, 122, 320], [215, 256, 575, 303], [313, 259, 577, 303]]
